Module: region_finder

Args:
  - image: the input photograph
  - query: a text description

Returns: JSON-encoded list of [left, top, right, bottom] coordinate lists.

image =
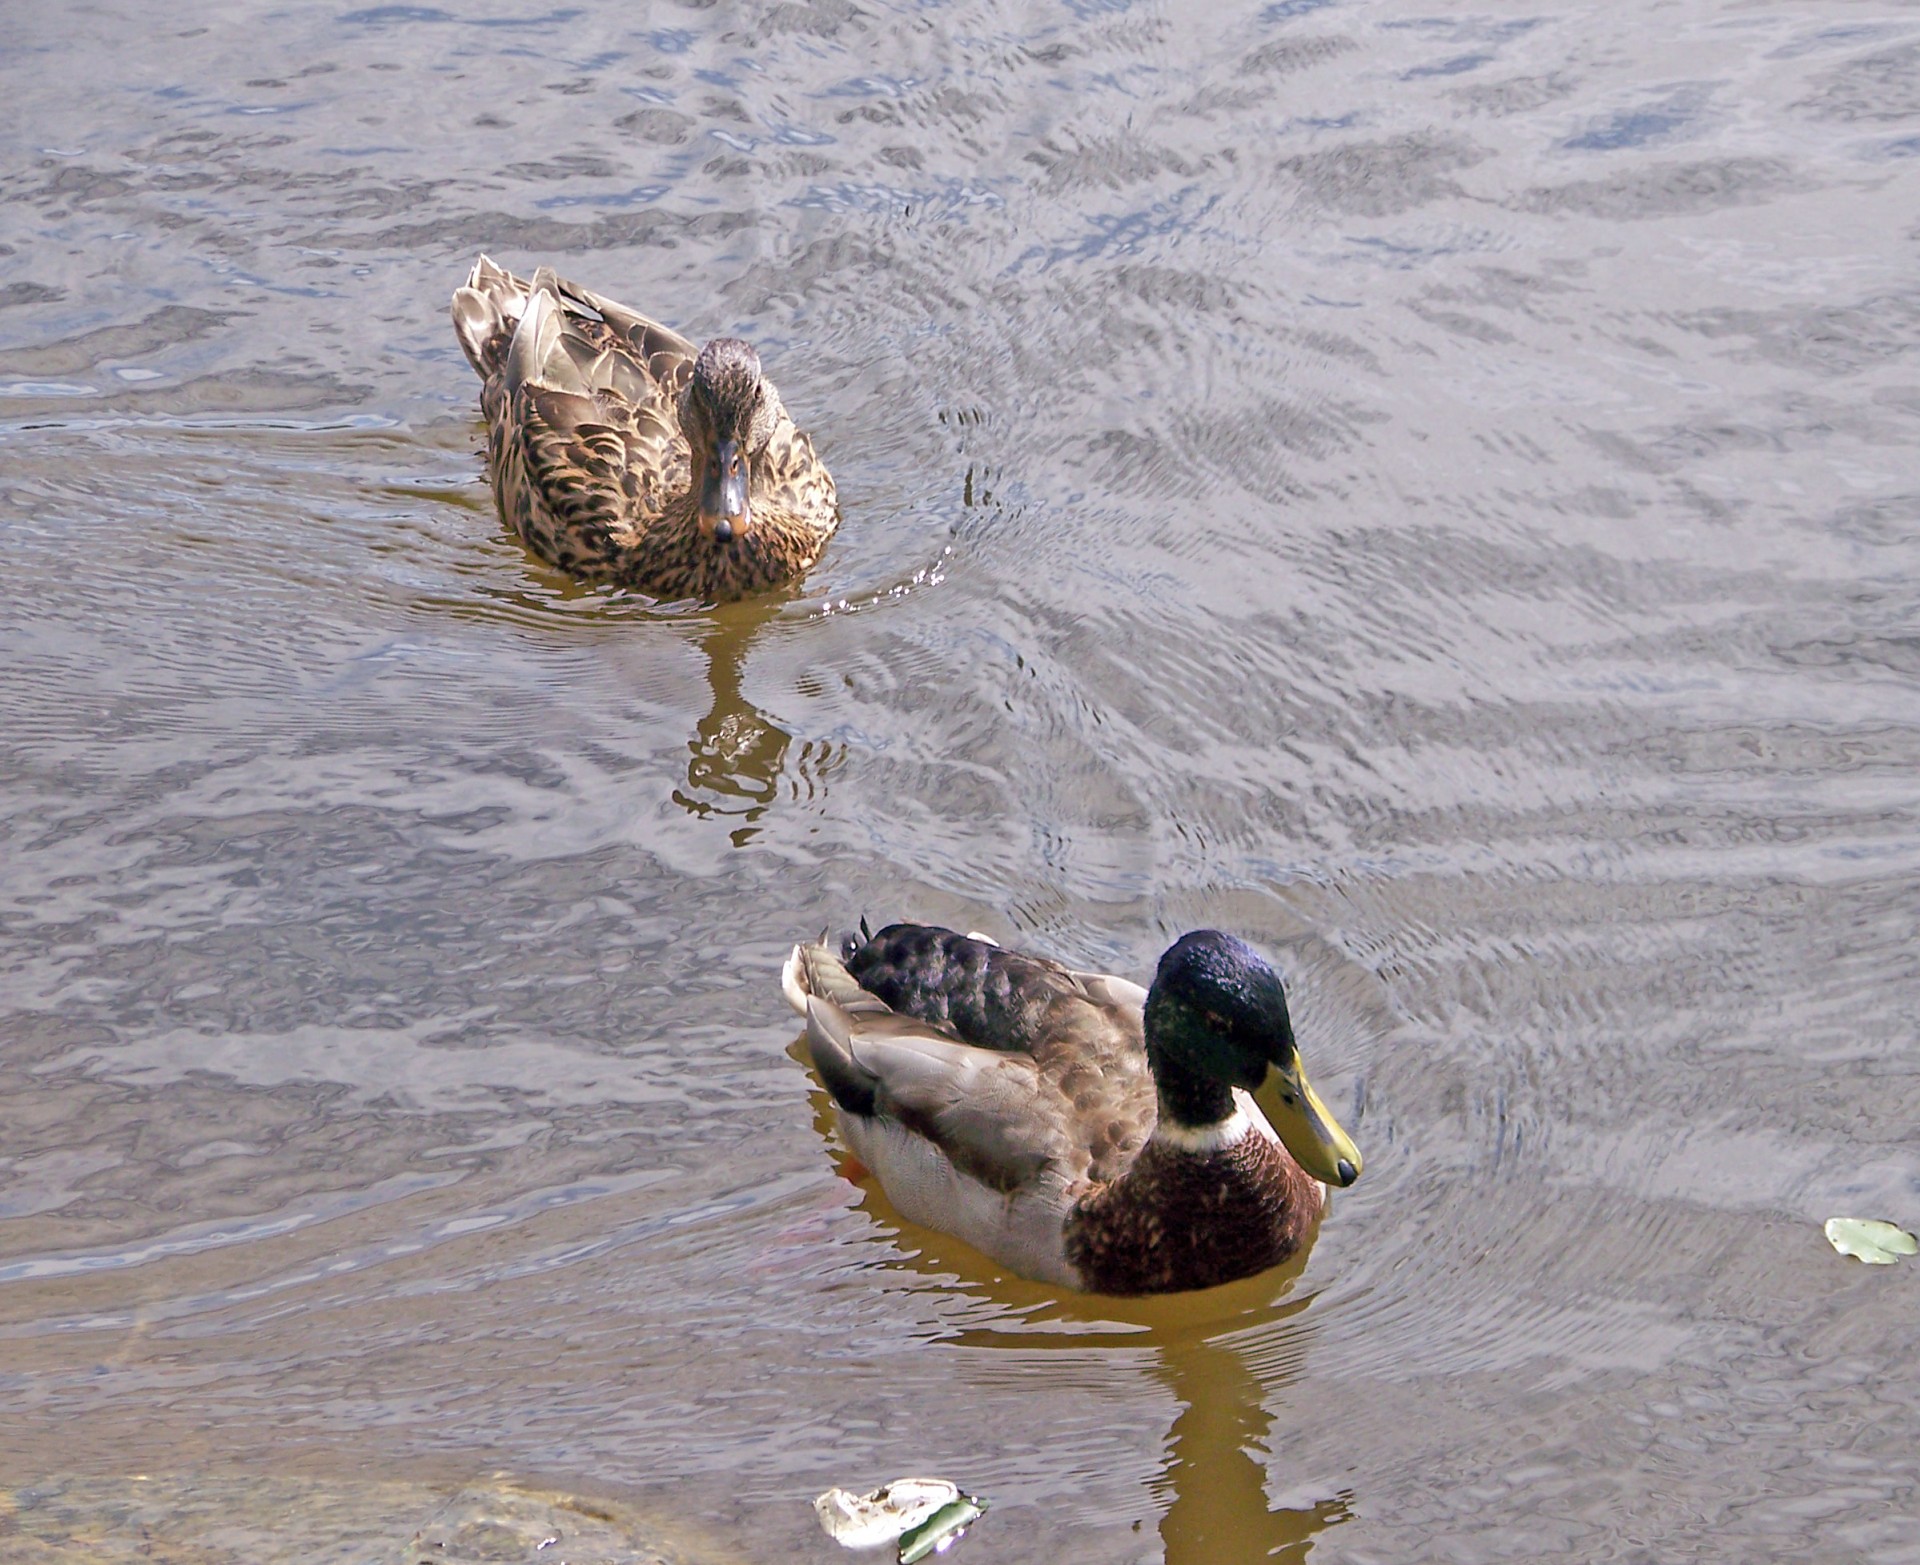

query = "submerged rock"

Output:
[[0, 1473, 742, 1565]]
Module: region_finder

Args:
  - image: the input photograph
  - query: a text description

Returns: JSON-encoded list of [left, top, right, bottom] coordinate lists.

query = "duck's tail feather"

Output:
[[800, 995, 882, 1119], [783, 941, 894, 1120], [455, 255, 698, 393], [503, 286, 575, 401], [450, 254, 533, 379], [781, 939, 892, 1019]]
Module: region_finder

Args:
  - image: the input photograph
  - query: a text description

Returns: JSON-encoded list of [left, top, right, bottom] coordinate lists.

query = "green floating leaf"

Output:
[[815, 1478, 988, 1562], [897, 1496, 987, 1565], [1825, 1217, 1918, 1265]]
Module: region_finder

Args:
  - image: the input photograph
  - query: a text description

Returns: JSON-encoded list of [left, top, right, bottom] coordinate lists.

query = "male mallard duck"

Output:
[[450, 256, 839, 602], [780, 922, 1363, 1295]]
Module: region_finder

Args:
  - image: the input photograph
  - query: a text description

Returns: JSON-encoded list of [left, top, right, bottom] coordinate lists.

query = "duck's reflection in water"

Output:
[[672, 599, 831, 842], [1153, 1328, 1352, 1563]]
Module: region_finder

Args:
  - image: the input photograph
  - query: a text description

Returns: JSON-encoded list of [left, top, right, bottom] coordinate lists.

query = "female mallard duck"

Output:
[[780, 922, 1363, 1295], [450, 256, 839, 602]]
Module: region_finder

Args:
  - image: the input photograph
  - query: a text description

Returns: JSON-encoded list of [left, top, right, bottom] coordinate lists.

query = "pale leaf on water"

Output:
[[1824, 1217, 1918, 1265], [814, 1478, 986, 1562]]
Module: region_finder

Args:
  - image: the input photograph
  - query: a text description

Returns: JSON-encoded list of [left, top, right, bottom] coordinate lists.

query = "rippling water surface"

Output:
[[3, 1, 1918, 1560]]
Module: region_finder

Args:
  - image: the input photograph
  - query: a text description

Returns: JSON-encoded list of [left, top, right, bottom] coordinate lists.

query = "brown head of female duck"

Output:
[[671, 338, 827, 592]]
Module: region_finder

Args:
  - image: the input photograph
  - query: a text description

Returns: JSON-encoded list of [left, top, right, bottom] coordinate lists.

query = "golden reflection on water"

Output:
[[672, 599, 795, 841], [801, 1069, 1353, 1561], [1152, 1335, 1351, 1563]]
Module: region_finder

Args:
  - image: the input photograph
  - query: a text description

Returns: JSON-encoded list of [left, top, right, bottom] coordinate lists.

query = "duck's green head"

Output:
[[1146, 931, 1362, 1188], [683, 338, 780, 547]]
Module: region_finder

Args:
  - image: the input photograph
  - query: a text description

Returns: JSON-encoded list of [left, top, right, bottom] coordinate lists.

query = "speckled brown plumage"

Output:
[[451, 255, 838, 603]]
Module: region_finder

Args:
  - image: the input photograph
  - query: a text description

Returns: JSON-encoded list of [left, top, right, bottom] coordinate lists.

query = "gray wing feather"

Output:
[[805, 996, 1068, 1193]]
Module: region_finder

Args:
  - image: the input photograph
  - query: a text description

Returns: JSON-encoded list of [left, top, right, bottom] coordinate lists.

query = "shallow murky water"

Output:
[[3, 0, 1919, 1560]]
